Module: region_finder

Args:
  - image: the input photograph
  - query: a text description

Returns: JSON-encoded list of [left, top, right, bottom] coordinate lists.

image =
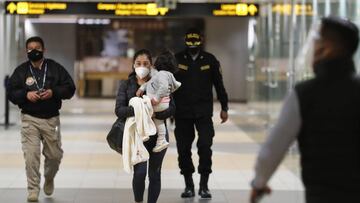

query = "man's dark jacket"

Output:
[[174, 50, 228, 118], [7, 59, 75, 119]]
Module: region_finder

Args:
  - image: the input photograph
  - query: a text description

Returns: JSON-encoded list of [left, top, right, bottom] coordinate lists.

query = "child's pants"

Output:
[[152, 97, 170, 141]]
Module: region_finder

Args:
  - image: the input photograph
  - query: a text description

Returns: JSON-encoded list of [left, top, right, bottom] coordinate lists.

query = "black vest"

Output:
[[295, 59, 360, 197]]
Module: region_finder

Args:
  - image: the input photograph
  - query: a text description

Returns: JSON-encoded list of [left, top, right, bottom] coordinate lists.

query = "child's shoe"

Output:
[[152, 139, 169, 152]]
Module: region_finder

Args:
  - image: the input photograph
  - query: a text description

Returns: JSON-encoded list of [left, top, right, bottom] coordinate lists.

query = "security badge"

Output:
[[185, 41, 201, 46], [200, 65, 210, 71], [185, 33, 201, 46], [201, 64, 222, 74], [179, 64, 212, 71], [25, 77, 35, 86], [186, 33, 200, 39], [178, 64, 188, 70]]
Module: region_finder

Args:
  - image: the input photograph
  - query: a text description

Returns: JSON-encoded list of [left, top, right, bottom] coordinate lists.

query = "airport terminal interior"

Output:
[[0, 0, 360, 202]]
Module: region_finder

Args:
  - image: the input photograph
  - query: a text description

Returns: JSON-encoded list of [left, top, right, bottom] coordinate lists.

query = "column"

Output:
[[339, 0, 346, 18], [0, 2, 5, 122], [325, 0, 331, 16], [312, 0, 318, 23], [287, 0, 297, 90]]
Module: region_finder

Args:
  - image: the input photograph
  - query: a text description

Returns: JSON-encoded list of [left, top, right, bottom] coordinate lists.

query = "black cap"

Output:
[[185, 28, 202, 47]]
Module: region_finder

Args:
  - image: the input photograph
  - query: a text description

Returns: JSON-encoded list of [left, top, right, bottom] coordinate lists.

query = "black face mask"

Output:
[[187, 47, 200, 56], [27, 49, 44, 62]]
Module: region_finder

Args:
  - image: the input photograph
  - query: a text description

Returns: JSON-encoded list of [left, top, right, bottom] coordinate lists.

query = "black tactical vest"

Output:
[[295, 59, 360, 199]]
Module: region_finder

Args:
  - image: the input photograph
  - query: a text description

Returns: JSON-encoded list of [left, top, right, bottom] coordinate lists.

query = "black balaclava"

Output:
[[185, 28, 202, 56]]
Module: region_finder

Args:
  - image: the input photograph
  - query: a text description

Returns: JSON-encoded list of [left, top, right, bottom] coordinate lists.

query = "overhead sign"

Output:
[[5, 1, 259, 17], [213, 3, 258, 16], [6, 2, 67, 14], [97, 3, 169, 16], [272, 4, 313, 16]]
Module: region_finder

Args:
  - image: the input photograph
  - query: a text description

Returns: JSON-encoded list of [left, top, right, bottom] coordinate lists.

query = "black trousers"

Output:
[[306, 190, 360, 203], [174, 117, 215, 175], [132, 134, 167, 203]]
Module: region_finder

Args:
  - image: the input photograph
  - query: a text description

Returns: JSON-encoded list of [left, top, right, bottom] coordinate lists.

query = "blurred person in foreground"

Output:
[[250, 17, 360, 203]]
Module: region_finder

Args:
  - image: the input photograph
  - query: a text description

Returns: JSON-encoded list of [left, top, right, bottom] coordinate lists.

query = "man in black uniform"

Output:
[[174, 28, 229, 199], [7, 36, 75, 202]]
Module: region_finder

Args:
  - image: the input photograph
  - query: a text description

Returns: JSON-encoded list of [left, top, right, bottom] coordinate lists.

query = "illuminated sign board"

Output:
[[213, 3, 258, 16], [97, 3, 169, 16], [5, 1, 259, 17], [6, 2, 67, 14], [272, 4, 313, 16]]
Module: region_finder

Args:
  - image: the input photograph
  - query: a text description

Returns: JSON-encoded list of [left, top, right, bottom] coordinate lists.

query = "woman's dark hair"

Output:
[[133, 49, 153, 64], [26, 36, 45, 49], [154, 50, 178, 73]]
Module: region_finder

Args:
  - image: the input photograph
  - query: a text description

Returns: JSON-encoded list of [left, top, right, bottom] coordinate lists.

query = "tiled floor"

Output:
[[0, 98, 304, 203]]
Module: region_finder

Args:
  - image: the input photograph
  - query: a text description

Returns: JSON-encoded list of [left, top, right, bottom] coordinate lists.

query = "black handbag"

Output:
[[106, 118, 125, 154]]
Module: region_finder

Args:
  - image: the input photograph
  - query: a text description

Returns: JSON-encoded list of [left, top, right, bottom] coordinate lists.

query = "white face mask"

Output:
[[134, 66, 150, 79]]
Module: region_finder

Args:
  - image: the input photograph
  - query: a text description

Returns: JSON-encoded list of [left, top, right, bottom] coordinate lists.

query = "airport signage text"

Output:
[[213, 3, 258, 17], [5, 1, 259, 17], [272, 4, 313, 16]]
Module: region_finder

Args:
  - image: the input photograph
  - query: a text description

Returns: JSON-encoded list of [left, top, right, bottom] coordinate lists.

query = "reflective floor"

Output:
[[0, 98, 304, 203]]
